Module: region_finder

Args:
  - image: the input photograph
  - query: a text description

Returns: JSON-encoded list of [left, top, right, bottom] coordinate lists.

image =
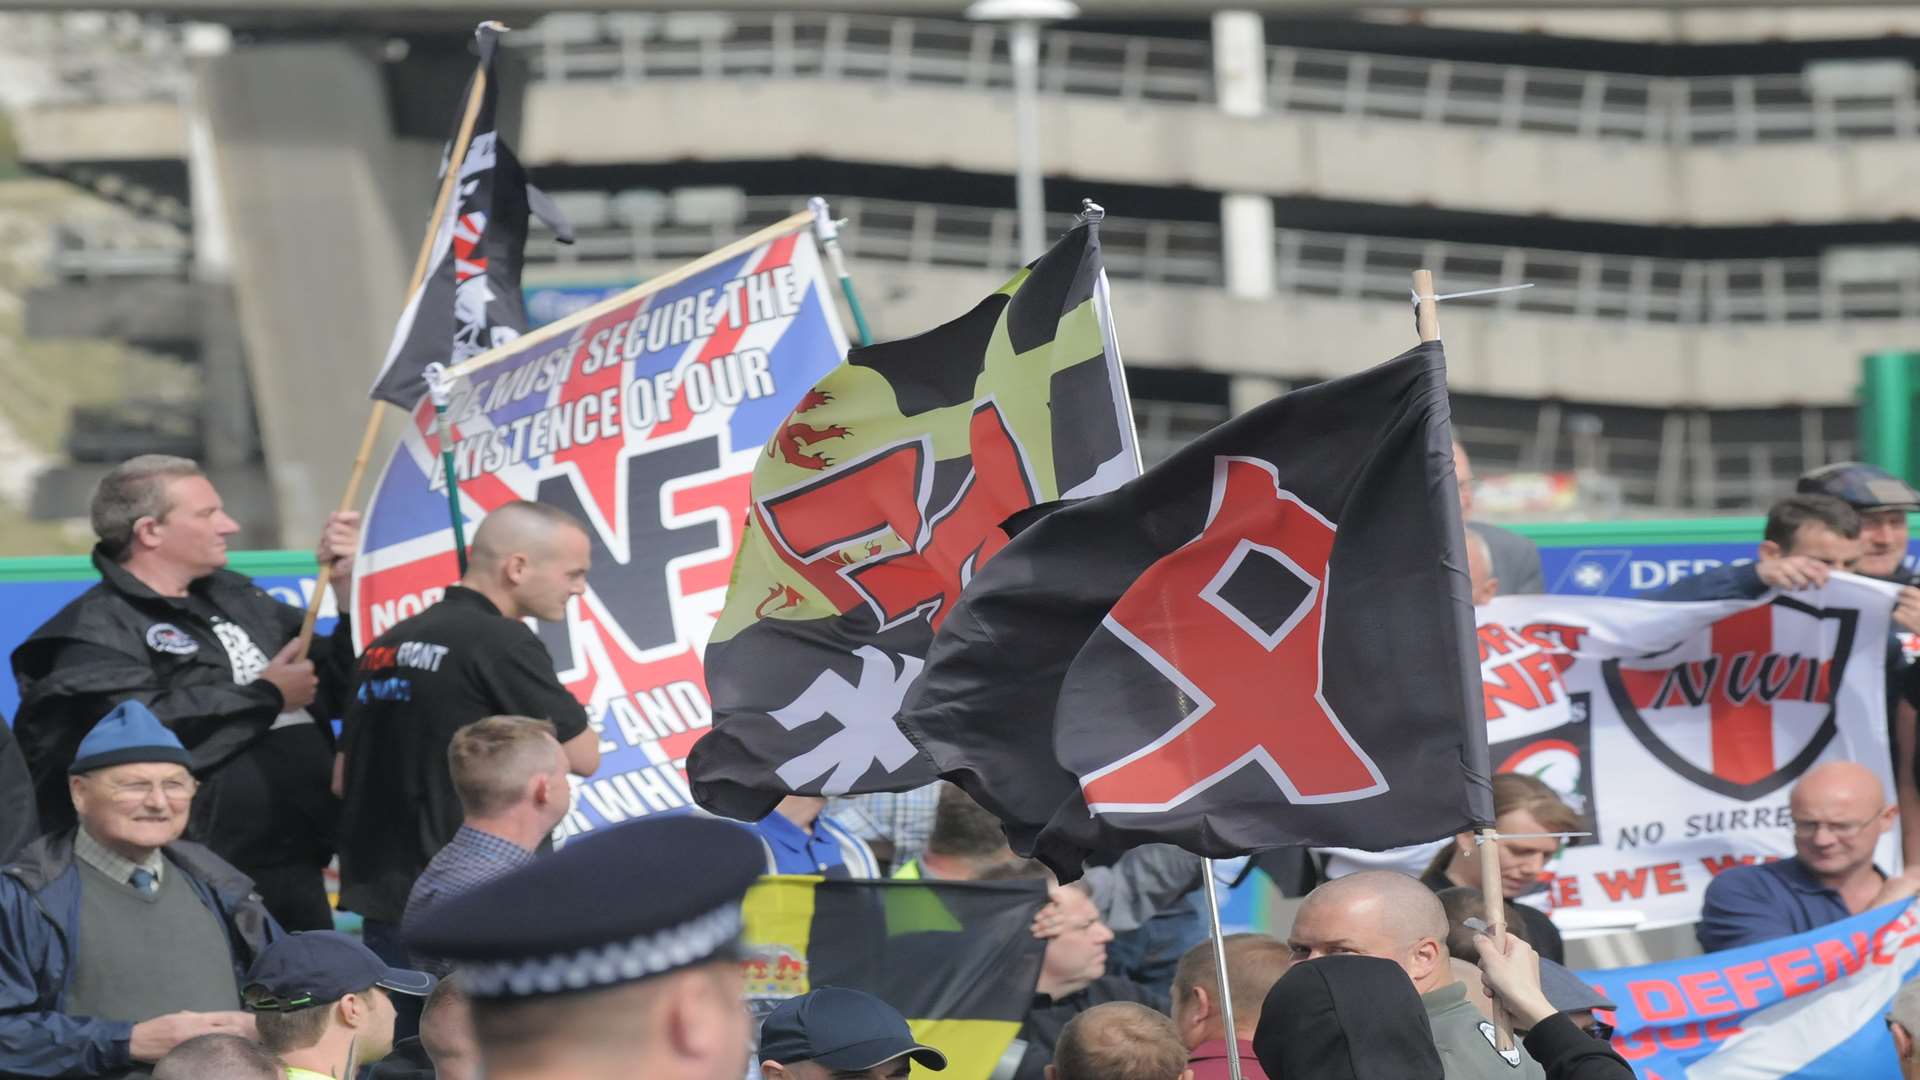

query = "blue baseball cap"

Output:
[[244, 931, 435, 1012], [758, 987, 947, 1071]]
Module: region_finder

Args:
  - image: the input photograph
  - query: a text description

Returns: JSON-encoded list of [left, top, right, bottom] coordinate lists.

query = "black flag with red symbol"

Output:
[[896, 342, 1494, 880]]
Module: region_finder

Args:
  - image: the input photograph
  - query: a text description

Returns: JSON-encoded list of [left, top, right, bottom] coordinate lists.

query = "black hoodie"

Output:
[[1253, 955, 1444, 1080]]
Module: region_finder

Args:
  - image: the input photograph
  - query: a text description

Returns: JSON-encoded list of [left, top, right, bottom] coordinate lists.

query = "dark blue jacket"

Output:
[[0, 829, 281, 1077], [1644, 562, 1767, 603]]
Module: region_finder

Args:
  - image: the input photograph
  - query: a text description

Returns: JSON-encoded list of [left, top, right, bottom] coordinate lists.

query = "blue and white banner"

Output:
[[1586, 900, 1920, 1079]]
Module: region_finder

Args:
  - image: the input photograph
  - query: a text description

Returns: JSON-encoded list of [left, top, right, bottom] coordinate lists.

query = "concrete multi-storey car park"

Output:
[[10, 1, 1920, 539]]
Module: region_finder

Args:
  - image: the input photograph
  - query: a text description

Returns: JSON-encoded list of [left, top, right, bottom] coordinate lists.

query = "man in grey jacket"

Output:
[[1455, 440, 1545, 595], [1288, 871, 1545, 1080]]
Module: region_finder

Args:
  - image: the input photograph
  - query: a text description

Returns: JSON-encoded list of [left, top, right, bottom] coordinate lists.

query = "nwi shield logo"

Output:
[[1603, 596, 1857, 801], [354, 225, 848, 832]]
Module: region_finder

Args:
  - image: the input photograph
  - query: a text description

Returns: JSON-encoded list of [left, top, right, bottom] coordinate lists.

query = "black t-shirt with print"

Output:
[[337, 586, 589, 923]]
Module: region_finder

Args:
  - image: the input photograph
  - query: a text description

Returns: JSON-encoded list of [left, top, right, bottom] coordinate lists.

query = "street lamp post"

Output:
[[966, 0, 1079, 262]]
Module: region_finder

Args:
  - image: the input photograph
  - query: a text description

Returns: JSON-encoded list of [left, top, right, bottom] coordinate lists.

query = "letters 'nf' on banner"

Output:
[[1583, 899, 1920, 1080], [352, 215, 849, 835], [687, 221, 1141, 821], [1476, 577, 1902, 930], [895, 342, 1494, 880]]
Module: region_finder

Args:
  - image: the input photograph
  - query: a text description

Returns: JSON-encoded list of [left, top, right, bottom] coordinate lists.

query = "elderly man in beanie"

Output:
[[0, 701, 279, 1079]]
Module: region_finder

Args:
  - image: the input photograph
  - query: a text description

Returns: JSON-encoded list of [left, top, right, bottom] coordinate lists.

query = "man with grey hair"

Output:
[[1288, 870, 1545, 1080], [153, 1034, 283, 1080], [12, 454, 360, 929]]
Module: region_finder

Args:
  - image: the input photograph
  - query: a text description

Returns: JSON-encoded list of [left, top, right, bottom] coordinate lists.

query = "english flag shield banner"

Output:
[[897, 341, 1493, 880], [353, 219, 848, 837], [1475, 578, 1900, 929], [688, 223, 1139, 821], [371, 23, 563, 408]]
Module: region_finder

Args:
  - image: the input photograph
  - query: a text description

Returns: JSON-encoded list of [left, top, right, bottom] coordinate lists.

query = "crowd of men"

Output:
[[3, 446, 1920, 1079]]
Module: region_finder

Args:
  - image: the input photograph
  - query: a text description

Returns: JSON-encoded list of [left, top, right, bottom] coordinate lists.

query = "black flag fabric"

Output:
[[371, 23, 571, 408], [686, 223, 1137, 822], [896, 341, 1494, 880]]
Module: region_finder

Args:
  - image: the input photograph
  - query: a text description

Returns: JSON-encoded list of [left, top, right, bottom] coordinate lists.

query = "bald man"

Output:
[[337, 501, 601, 969], [1697, 761, 1920, 952], [1288, 871, 1544, 1080]]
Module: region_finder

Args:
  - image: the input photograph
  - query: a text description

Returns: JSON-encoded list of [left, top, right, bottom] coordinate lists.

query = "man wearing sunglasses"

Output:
[[244, 931, 435, 1080], [0, 701, 279, 1079], [1697, 760, 1920, 952]]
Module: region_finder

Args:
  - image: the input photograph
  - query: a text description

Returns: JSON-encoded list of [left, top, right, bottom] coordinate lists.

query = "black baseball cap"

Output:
[[758, 987, 948, 1071], [1798, 462, 1920, 513], [243, 931, 436, 1012]]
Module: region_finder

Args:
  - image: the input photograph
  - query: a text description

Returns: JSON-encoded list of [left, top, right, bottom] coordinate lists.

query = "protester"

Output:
[[893, 782, 1019, 879], [757, 986, 949, 1079], [1474, 931, 1634, 1080], [754, 795, 880, 877], [829, 785, 941, 872], [1456, 440, 1544, 595], [1696, 760, 1920, 951], [0, 702, 273, 1078], [1804, 464, 1920, 867], [1, 716, 36, 863], [1422, 774, 1573, 963], [1435, 887, 1532, 963], [1797, 463, 1920, 582], [1649, 493, 1863, 600], [1288, 870, 1546, 1080], [1170, 933, 1293, 1080], [245, 931, 435, 1079], [407, 814, 763, 1080], [1252, 955, 1444, 1080], [152, 1034, 282, 1080], [1048, 1001, 1192, 1080], [1890, 978, 1920, 1080], [337, 500, 601, 966], [401, 716, 574, 975], [11, 454, 360, 929], [1467, 528, 1500, 605], [370, 975, 476, 1080], [979, 862, 1166, 1080]]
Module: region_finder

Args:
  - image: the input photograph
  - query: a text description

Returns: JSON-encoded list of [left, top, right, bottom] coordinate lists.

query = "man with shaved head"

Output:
[[1697, 761, 1920, 951], [337, 501, 601, 972], [1288, 870, 1544, 1080], [1048, 1001, 1191, 1080]]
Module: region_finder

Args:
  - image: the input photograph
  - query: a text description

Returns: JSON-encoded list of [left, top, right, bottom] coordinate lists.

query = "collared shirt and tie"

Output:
[[73, 829, 166, 895]]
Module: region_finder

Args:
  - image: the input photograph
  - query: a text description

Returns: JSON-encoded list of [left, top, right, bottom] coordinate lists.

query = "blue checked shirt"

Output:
[[402, 825, 536, 974]]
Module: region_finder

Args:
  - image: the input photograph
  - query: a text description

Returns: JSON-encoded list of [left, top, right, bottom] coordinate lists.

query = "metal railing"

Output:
[[523, 12, 1920, 147], [524, 193, 1920, 326]]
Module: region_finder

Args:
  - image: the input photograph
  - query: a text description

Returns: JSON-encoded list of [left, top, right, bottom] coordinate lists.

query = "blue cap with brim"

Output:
[[68, 701, 192, 775], [758, 987, 948, 1072], [244, 931, 436, 1012]]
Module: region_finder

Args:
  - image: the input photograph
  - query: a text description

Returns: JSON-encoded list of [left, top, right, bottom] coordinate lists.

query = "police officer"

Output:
[[336, 500, 601, 967], [407, 814, 763, 1080], [11, 454, 359, 930]]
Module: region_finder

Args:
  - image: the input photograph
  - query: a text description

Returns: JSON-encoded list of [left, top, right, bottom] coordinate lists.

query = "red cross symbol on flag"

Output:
[[1080, 456, 1389, 814]]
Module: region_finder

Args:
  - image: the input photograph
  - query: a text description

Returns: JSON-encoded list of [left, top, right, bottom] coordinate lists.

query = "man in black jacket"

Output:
[[11, 455, 359, 930], [337, 500, 600, 967], [1, 718, 36, 863]]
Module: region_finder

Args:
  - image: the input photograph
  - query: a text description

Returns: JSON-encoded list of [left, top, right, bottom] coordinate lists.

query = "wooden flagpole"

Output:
[[1418, 266, 1515, 1050], [292, 53, 493, 658]]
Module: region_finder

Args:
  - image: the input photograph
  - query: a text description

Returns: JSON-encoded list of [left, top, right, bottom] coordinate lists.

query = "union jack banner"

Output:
[[352, 218, 849, 839]]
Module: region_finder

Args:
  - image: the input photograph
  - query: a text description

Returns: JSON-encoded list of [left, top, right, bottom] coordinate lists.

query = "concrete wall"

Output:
[[11, 101, 186, 164], [196, 43, 424, 544], [527, 258, 1915, 408], [523, 78, 1920, 227]]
